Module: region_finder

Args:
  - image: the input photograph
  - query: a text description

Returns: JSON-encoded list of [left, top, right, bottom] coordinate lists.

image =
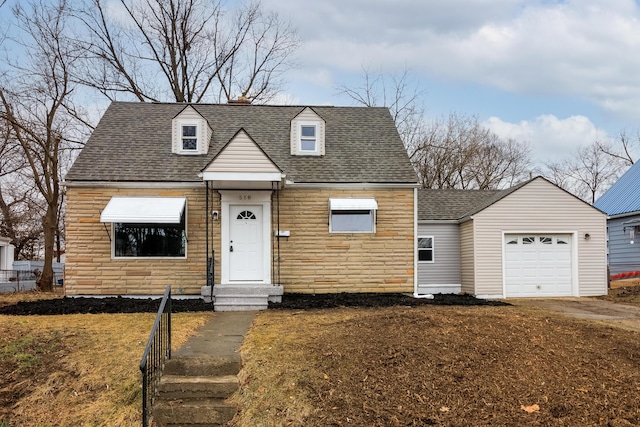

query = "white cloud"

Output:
[[265, 0, 640, 121], [484, 114, 613, 164]]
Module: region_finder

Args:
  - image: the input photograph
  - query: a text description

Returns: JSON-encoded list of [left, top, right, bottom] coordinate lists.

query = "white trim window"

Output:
[[329, 198, 377, 233], [299, 123, 317, 152], [181, 123, 198, 151], [418, 236, 434, 262]]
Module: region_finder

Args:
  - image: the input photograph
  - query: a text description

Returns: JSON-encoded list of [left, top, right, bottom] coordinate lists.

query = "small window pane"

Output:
[[300, 139, 316, 151], [182, 125, 196, 137], [557, 238, 568, 244], [331, 210, 373, 232], [301, 125, 315, 137], [236, 210, 256, 220], [418, 237, 433, 249], [506, 238, 518, 245], [183, 138, 197, 150], [540, 237, 552, 244], [523, 237, 535, 244]]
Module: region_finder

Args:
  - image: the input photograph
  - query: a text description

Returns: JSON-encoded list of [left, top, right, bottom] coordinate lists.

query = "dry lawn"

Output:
[[0, 292, 213, 427], [231, 304, 640, 426]]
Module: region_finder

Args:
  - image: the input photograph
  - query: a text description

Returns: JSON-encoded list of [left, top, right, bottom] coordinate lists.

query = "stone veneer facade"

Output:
[[65, 186, 414, 296]]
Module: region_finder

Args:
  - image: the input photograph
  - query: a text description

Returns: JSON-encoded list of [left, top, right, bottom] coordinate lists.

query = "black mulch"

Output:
[[0, 293, 508, 315], [269, 293, 510, 310]]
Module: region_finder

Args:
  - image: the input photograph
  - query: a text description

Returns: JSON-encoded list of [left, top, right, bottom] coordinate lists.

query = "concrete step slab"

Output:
[[153, 398, 236, 426], [159, 375, 239, 399], [164, 356, 241, 377]]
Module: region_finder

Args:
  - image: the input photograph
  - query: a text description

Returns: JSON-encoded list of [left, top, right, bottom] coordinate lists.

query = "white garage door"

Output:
[[504, 234, 573, 297]]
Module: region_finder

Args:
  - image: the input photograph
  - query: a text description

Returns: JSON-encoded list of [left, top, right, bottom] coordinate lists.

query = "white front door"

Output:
[[229, 205, 263, 281]]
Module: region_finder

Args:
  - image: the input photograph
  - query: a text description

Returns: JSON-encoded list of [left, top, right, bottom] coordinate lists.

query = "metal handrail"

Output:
[[139, 285, 172, 427]]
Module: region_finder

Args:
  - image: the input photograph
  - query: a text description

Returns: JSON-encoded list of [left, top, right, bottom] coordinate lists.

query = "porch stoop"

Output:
[[201, 284, 284, 311]]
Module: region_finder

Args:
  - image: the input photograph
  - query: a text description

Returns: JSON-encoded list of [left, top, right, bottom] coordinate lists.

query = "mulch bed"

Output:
[[0, 292, 507, 315]]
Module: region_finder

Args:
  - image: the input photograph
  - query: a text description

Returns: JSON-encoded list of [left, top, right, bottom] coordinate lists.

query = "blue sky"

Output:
[[2, 0, 639, 166]]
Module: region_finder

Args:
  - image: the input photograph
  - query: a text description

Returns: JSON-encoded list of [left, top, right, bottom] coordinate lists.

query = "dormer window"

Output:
[[172, 105, 212, 155], [181, 124, 198, 151], [291, 107, 325, 156]]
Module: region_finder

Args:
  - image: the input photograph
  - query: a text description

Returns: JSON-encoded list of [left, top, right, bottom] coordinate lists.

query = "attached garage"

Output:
[[417, 177, 607, 299], [504, 234, 573, 297]]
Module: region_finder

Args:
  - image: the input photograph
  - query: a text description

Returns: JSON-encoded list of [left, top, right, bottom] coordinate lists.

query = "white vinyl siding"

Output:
[[471, 178, 606, 297], [204, 131, 280, 174], [417, 223, 461, 294], [459, 220, 475, 295]]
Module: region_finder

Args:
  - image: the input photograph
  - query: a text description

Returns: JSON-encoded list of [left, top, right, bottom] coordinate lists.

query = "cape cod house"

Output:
[[594, 161, 640, 277], [64, 102, 419, 310]]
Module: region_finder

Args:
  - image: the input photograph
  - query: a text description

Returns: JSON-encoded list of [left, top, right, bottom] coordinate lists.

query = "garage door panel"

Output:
[[505, 234, 573, 297]]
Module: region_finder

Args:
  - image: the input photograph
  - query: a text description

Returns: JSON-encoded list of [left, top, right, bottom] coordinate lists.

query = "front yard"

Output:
[[2, 283, 640, 426], [0, 298, 213, 426], [232, 300, 640, 426]]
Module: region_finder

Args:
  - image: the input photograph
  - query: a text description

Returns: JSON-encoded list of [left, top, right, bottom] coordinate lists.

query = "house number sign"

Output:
[[238, 195, 252, 201]]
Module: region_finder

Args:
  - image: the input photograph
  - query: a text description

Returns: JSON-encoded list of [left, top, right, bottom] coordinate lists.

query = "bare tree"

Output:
[[73, 0, 299, 103], [544, 140, 625, 204], [337, 67, 426, 150], [0, 0, 85, 290], [597, 129, 637, 166], [411, 113, 531, 190]]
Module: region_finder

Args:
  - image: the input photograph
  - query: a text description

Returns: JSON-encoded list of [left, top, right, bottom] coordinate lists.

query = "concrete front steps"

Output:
[[152, 311, 256, 427], [153, 363, 239, 426], [201, 284, 284, 311]]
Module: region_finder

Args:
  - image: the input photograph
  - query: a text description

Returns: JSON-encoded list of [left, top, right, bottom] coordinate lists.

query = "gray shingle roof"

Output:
[[417, 188, 500, 221], [419, 176, 601, 221], [66, 102, 417, 184]]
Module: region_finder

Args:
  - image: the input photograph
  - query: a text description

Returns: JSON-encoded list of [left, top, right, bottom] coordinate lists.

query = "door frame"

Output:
[[220, 190, 272, 284]]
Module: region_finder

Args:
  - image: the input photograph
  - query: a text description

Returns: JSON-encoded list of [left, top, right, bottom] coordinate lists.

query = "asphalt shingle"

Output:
[[66, 102, 418, 184]]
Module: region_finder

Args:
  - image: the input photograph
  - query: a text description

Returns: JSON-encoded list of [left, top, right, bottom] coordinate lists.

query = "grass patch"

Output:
[[0, 292, 213, 426]]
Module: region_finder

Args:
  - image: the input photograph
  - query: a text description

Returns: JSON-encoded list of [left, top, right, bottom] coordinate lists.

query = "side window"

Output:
[[418, 237, 434, 262]]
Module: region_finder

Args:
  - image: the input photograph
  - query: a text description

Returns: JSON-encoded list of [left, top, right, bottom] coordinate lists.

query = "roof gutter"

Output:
[[63, 181, 204, 189], [283, 181, 419, 190]]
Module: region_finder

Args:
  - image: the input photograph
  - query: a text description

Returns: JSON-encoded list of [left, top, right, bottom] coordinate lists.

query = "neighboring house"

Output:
[[64, 102, 418, 310], [417, 177, 607, 298], [594, 161, 640, 276], [0, 236, 14, 270]]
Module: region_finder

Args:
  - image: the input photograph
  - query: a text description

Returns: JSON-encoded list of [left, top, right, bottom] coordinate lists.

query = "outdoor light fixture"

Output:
[[584, 233, 591, 240], [212, 210, 219, 221]]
